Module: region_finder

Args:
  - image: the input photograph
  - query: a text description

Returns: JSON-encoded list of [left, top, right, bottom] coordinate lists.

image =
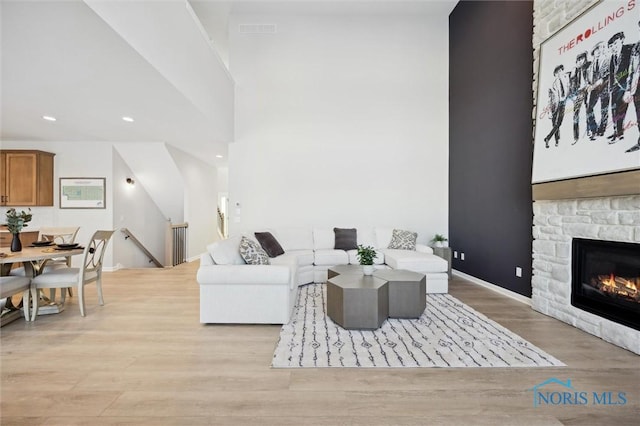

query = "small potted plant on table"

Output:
[[5, 208, 32, 252], [431, 234, 448, 248], [356, 244, 378, 275]]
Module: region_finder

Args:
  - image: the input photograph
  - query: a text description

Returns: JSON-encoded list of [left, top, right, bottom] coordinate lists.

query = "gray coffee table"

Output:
[[373, 269, 426, 318], [326, 266, 427, 329], [327, 264, 366, 279], [326, 274, 388, 330]]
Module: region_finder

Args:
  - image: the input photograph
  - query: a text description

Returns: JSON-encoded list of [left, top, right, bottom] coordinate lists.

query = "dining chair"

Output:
[[10, 226, 80, 300], [0, 276, 31, 321], [30, 230, 114, 320], [39, 226, 81, 252], [39, 226, 80, 299]]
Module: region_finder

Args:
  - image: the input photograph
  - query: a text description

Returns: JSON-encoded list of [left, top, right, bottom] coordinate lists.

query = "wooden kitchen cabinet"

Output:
[[0, 150, 55, 206]]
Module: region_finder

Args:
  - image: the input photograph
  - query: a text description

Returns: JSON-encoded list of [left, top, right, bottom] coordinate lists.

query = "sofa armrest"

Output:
[[415, 244, 434, 254], [288, 262, 299, 290], [200, 252, 215, 266]]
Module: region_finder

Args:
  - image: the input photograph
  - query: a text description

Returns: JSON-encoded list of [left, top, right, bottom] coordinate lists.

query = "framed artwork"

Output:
[[59, 177, 106, 209], [532, 0, 640, 184]]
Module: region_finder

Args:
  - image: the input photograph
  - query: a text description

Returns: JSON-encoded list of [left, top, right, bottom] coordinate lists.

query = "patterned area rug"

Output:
[[272, 284, 565, 368]]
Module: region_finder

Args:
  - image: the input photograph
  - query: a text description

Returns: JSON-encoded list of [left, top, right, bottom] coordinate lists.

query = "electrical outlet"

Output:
[[454, 251, 458, 258], [461, 253, 465, 261], [516, 267, 522, 277]]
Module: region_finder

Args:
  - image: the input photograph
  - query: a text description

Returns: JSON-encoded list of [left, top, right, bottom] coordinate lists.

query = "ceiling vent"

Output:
[[239, 24, 277, 34]]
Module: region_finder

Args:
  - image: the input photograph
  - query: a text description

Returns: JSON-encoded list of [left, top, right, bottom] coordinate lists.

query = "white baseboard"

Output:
[[103, 265, 121, 272], [103, 260, 196, 272], [452, 270, 531, 306]]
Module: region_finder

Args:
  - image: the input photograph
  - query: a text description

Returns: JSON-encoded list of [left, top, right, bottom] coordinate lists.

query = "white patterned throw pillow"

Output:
[[239, 236, 270, 265], [387, 229, 417, 250]]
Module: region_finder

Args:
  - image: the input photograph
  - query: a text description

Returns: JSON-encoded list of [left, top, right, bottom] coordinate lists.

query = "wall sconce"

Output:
[[126, 178, 135, 185]]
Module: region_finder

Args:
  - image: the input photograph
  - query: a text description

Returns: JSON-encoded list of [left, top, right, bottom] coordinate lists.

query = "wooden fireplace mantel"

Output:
[[532, 170, 640, 200]]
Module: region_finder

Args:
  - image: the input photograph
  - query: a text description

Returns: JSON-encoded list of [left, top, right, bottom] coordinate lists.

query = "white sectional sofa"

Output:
[[197, 227, 448, 324]]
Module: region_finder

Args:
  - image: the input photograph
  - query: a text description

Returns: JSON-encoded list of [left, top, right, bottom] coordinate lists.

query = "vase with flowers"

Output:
[[5, 208, 32, 252]]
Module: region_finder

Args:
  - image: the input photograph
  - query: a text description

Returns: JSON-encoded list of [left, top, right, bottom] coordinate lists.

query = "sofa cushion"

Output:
[[375, 227, 394, 249], [312, 228, 335, 250], [272, 228, 313, 251], [314, 249, 349, 266], [207, 236, 245, 265], [416, 244, 434, 254], [254, 232, 285, 258], [357, 228, 377, 247], [239, 236, 270, 265], [383, 249, 447, 273], [387, 229, 417, 250], [269, 250, 313, 266], [334, 227, 357, 250]]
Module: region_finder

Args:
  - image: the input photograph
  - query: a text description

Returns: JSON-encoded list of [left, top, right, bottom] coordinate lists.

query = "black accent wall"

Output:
[[449, 1, 534, 297]]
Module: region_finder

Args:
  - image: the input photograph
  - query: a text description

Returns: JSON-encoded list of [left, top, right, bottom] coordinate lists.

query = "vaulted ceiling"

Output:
[[1, 0, 456, 167]]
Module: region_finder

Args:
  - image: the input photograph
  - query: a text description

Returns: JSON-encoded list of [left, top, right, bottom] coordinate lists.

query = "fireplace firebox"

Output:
[[571, 238, 640, 331]]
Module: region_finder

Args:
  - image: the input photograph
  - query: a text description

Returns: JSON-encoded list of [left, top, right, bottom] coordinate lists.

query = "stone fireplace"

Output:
[[532, 196, 640, 354], [530, 1, 640, 355]]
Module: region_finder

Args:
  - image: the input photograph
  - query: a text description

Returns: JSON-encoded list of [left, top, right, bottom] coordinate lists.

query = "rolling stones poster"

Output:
[[533, 0, 640, 183]]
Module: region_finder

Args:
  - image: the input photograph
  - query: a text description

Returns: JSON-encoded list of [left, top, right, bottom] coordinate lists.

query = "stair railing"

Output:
[[121, 228, 164, 268], [217, 207, 226, 239], [165, 222, 189, 267]]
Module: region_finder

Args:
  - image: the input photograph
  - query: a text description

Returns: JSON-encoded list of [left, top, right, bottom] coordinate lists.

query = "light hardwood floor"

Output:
[[1, 262, 638, 425]]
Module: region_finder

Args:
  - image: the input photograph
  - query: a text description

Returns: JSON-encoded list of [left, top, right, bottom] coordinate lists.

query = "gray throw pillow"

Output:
[[387, 229, 417, 250], [239, 236, 270, 265], [334, 227, 357, 250], [254, 232, 285, 257]]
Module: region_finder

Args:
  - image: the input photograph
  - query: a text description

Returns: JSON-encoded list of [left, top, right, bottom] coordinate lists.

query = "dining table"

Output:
[[0, 245, 84, 324]]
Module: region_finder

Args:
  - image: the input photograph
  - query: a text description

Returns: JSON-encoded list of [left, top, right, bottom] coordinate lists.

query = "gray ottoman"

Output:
[[327, 264, 365, 279], [373, 269, 426, 318], [327, 275, 389, 330]]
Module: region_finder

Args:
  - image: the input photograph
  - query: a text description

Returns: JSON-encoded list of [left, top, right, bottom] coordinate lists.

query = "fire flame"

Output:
[[601, 273, 616, 287], [597, 273, 639, 298]]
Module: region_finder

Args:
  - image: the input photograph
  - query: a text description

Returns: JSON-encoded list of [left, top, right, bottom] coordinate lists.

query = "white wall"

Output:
[[112, 148, 167, 268], [114, 142, 185, 223], [1, 141, 115, 268], [217, 166, 228, 194], [167, 145, 220, 257], [228, 13, 449, 242]]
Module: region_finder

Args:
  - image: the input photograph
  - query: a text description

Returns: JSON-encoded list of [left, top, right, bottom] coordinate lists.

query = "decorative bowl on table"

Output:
[[32, 240, 54, 247]]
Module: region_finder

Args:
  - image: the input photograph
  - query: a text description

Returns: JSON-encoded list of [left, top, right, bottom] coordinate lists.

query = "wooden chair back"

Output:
[[38, 227, 80, 244]]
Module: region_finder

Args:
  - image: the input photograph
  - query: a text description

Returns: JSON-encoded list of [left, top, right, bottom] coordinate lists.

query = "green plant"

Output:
[[356, 244, 377, 266], [431, 234, 448, 243], [5, 208, 32, 234]]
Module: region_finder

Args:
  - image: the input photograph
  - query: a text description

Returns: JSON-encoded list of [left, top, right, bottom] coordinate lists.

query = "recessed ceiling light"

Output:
[[122, 116, 134, 122], [216, 155, 223, 158], [42, 115, 57, 122]]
